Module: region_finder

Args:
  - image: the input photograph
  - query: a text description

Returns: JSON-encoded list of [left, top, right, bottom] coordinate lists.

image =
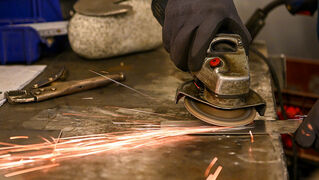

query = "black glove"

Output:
[[152, 0, 251, 72], [284, 0, 318, 15], [295, 100, 319, 149]]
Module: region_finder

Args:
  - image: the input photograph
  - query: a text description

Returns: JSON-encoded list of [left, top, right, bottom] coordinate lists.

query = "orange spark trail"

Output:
[[205, 157, 218, 177], [4, 164, 59, 177], [0, 126, 227, 177], [249, 130, 254, 143], [206, 166, 223, 180], [9, 136, 29, 140]]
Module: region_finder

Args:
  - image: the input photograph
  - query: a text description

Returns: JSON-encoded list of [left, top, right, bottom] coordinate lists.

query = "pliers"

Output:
[[5, 67, 125, 104]]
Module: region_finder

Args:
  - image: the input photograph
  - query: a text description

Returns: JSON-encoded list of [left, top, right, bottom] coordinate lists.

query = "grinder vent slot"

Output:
[[210, 40, 237, 53]]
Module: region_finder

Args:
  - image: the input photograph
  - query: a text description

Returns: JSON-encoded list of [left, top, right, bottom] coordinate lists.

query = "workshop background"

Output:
[[235, 0, 319, 60], [0, 0, 318, 180]]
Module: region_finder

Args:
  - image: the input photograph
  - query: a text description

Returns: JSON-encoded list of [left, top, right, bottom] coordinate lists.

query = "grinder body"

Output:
[[176, 34, 265, 126]]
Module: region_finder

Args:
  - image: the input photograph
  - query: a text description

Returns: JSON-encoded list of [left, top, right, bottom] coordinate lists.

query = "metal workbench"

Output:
[[0, 44, 289, 180]]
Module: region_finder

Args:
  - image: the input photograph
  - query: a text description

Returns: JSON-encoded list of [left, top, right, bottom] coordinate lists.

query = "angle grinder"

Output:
[[152, 2, 266, 126], [175, 34, 266, 126]]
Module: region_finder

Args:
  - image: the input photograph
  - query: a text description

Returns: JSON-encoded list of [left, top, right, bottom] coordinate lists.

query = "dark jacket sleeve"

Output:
[[151, 0, 168, 26]]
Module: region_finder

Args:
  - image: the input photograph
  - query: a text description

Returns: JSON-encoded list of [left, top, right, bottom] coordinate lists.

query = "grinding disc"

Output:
[[184, 97, 256, 126]]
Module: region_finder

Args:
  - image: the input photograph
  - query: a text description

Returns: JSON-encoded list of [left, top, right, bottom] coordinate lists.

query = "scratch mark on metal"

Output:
[[89, 70, 156, 100]]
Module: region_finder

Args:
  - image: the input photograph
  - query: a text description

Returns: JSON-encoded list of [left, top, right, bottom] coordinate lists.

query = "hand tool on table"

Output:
[[5, 67, 125, 103], [175, 34, 266, 127]]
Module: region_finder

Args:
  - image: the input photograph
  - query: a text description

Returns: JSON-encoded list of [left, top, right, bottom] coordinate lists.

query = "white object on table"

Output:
[[0, 65, 46, 107]]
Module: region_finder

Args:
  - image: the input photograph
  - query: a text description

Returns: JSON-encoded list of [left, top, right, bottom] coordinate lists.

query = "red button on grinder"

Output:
[[209, 57, 221, 67]]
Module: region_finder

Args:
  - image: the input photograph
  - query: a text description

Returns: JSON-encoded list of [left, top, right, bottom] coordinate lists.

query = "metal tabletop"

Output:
[[0, 44, 288, 180]]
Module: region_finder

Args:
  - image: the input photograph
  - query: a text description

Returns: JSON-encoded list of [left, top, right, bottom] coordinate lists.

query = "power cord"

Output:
[[250, 47, 288, 120]]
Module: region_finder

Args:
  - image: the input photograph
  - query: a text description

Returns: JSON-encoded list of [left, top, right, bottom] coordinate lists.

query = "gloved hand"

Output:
[[283, 0, 318, 16], [295, 100, 319, 149], [152, 0, 251, 72]]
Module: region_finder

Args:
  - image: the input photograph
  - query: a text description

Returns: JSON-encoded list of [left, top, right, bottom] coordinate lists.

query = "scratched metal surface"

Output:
[[0, 45, 286, 179], [0, 135, 284, 180]]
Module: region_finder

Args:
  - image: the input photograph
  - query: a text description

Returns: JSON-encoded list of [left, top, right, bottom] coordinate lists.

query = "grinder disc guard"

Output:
[[175, 80, 266, 127], [184, 97, 256, 126]]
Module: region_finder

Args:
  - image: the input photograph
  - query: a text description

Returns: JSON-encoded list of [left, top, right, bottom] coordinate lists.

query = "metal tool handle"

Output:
[[32, 73, 125, 102]]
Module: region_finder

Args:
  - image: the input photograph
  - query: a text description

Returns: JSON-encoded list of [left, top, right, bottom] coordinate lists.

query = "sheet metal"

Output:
[[0, 44, 287, 179]]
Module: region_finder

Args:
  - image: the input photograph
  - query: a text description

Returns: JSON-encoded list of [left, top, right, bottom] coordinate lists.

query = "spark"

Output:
[[205, 157, 218, 177], [307, 123, 313, 131], [10, 136, 29, 140], [40, 137, 53, 144], [249, 130, 254, 143], [4, 164, 59, 177], [89, 70, 155, 100], [0, 126, 226, 177], [53, 130, 63, 153], [249, 146, 253, 153], [0, 154, 10, 159], [56, 131, 63, 144], [82, 97, 94, 100], [206, 166, 223, 180]]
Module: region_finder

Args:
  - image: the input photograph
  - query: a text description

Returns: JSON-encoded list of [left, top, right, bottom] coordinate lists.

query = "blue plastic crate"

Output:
[[0, 0, 63, 64], [0, 0, 63, 25], [0, 26, 44, 64]]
